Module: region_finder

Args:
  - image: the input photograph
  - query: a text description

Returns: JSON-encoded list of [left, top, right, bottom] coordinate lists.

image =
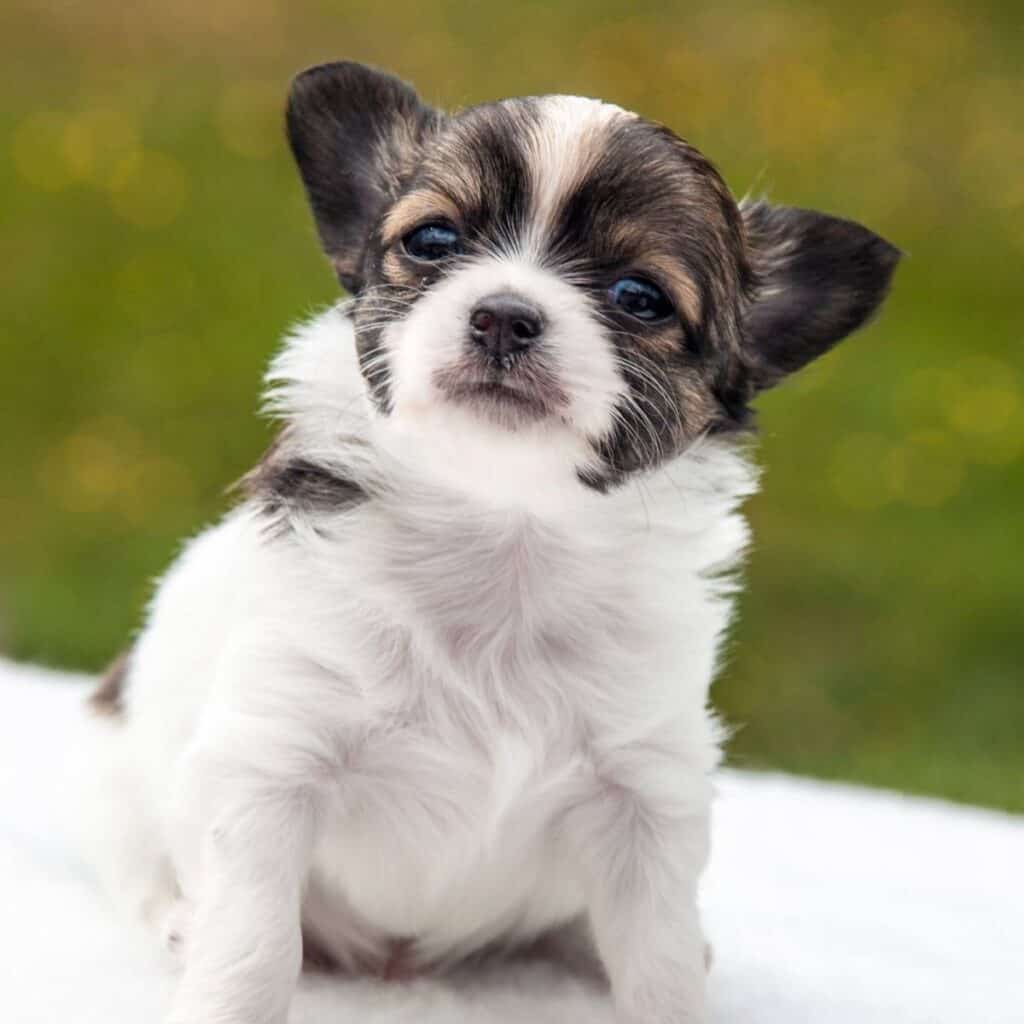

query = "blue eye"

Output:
[[608, 276, 674, 323], [403, 223, 460, 262]]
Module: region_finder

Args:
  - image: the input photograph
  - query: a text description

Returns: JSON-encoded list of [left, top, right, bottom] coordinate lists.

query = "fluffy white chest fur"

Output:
[[87, 308, 754, 986]]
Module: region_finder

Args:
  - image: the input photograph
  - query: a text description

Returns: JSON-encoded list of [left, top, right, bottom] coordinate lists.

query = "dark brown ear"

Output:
[[286, 61, 441, 292], [740, 200, 900, 389]]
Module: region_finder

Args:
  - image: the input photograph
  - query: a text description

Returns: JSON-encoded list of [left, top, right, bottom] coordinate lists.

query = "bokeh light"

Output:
[[109, 151, 188, 228]]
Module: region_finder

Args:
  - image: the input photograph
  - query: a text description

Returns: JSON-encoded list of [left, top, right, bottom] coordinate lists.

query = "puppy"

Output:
[[83, 61, 898, 1024]]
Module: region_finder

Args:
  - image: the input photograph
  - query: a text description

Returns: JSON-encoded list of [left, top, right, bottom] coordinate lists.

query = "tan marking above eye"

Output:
[[381, 191, 462, 248], [602, 224, 702, 325]]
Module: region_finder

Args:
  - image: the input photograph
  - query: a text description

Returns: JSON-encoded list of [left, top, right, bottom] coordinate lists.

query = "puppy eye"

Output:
[[403, 223, 460, 262], [608, 276, 674, 323]]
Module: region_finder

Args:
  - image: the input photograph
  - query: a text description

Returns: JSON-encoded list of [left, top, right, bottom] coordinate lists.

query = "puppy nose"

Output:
[[469, 293, 544, 361]]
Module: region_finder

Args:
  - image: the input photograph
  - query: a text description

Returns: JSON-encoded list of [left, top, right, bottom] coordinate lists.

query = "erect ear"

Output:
[[286, 61, 441, 292], [739, 199, 901, 390]]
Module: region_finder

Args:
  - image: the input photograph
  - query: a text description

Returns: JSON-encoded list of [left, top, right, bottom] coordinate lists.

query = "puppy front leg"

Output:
[[165, 752, 319, 1024], [163, 638, 343, 1024], [566, 770, 711, 1024]]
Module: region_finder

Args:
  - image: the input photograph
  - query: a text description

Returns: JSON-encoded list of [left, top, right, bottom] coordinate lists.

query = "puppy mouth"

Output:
[[432, 357, 567, 424]]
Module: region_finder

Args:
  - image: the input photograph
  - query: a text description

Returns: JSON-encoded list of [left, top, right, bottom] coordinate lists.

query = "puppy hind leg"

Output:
[[75, 717, 182, 948]]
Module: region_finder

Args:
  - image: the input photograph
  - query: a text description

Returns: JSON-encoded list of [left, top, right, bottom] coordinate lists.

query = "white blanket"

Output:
[[1, 659, 1021, 1023]]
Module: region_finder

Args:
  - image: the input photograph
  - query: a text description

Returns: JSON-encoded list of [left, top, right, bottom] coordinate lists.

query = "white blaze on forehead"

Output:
[[525, 95, 629, 254]]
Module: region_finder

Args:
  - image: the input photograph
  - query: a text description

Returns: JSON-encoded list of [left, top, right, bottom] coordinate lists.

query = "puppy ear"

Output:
[[740, 199, 900, 389], [286, 61, 441, 292]]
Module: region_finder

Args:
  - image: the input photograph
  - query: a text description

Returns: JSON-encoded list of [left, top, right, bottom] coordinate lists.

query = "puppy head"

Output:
[[286, 62, 899, 496]]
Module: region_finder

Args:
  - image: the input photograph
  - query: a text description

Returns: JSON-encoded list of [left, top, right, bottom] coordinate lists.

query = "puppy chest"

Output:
[[311, 725, 584, 939]]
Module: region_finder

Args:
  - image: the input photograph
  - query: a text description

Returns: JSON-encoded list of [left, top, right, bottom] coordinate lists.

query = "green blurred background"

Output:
[[2, 1, 1021, 810]]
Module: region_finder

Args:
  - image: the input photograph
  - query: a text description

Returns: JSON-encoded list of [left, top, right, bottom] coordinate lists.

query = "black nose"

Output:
[[469, 294, 544, 363]]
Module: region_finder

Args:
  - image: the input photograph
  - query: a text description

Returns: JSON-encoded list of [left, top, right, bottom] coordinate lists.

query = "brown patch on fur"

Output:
[[379, 248, 418, 287], [381, 189, 462, 247], [630, 325, 692, 362], [673, 371, 721, 427], [89, 647, 132, 717]]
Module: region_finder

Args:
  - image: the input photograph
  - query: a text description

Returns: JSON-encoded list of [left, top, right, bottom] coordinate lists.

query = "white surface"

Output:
[[1, 658, 1021, 1023]]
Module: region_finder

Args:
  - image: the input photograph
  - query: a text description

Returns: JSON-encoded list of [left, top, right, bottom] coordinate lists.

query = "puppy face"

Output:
[[287, 62, 899, 491]]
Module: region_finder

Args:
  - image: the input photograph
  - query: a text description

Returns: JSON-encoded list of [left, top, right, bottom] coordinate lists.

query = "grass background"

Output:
[[1, 0, 1021, 810]]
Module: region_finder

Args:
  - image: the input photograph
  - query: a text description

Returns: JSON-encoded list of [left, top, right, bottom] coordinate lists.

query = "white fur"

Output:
[[84, 299, 757, 1024], [524, 96, 627, 252]]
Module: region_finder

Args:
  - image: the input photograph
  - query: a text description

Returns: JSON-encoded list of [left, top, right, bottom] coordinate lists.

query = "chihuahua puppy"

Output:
[[83, 62, 898, 1024]]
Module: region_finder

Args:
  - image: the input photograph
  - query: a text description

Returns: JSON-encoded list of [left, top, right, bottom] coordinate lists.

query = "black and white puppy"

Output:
[[83, 62, 898, 1024]]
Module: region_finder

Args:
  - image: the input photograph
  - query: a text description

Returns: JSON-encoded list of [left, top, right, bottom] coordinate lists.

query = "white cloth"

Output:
[[1, 659, 1021, 1023]]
